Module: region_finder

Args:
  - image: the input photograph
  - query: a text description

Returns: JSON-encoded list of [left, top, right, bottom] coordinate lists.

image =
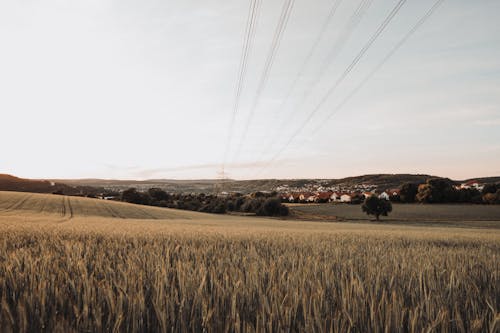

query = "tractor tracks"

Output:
[[67, 196, 74, 219], [59, 196, 74, 222]]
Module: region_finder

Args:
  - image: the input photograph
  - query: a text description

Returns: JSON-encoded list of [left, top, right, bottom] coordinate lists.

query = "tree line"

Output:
[[121, 188, 289, 216], [397, 178, 500, 204]]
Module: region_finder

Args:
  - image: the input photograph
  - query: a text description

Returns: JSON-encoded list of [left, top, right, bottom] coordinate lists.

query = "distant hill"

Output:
[[0, 174, 105, 196], [0, 174, 70, 193], [49, 178, 223, 193], [3, 173, 499, 195], [49, 174, 500, 193], [459, 176, 500, 184]]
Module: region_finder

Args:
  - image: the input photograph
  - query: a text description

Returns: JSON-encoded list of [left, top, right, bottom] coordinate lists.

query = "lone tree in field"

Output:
[[362, 196, 392, 221]]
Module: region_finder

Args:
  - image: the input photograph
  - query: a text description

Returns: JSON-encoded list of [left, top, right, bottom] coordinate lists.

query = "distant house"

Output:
[[297, 192, 315, 203], [284, 193, 300, 203], [280, 193, 292, 202], [387, 189, 401, 201], [306, 194, 318, 203], [388, 189, 401, 196], [317, 191, 333, 203], [378, 192, 390, 200], [460, 180, 484, 191], [340, 194, 352, 202], [362, 192, 373, 199], [330, 192, 341, 202]]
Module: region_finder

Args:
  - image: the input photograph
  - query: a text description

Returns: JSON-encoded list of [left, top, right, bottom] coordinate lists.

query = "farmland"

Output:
[[0, 191, 499, 332], [289, 203, 500, 228]]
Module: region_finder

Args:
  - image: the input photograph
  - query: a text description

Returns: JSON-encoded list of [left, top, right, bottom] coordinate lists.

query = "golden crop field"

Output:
[[0, 191, 499, 332]]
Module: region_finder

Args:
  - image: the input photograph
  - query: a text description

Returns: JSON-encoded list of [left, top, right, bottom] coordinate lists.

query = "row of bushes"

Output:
[[121, 188, 289, 216]]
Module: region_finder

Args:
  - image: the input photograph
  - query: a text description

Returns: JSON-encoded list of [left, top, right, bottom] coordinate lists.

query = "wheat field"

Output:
[[0, 191, 499, 332]]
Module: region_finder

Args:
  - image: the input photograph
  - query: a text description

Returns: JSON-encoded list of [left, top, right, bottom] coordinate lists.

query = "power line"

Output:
[[268, 0, 344, 122], [252, 0, 372, 165], [221, 0, 261, 175], [292, 0, 373, 114], [318, 0, 373, 80], [231, 0, 295, 163], [311, 0, 446, 135], [252, 0, 408, 178]]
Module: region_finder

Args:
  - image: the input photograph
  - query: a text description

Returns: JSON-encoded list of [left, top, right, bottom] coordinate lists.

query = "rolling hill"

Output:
[[0, 174, 73, 193], [0, 174, 107, 196], [0, 191, 205, 220]]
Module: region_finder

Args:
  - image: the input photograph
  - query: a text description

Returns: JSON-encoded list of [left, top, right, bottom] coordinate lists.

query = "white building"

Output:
[[340, 194, 352, 202], [378, 192, 390, 200], [330, 192, 340, 202]]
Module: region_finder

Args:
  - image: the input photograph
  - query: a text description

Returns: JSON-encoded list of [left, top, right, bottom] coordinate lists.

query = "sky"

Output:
[[1, 0, 499, 180]]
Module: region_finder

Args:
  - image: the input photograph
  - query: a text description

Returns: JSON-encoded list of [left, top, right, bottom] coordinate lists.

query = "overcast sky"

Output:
[[1, 0, 499, 180]]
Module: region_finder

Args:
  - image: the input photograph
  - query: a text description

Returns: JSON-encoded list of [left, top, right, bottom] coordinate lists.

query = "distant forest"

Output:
[[387, 178, 499, 204], [120, 188, 289, 217]]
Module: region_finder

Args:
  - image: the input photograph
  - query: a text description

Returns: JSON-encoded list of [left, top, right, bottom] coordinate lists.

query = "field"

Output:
[[289, 203, 500, 228], [0, 191, 499, 332]]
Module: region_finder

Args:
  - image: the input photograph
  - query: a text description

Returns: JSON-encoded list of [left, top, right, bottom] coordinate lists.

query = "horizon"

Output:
[[1, 0, 499, 180], [3, 172, 499, 183]]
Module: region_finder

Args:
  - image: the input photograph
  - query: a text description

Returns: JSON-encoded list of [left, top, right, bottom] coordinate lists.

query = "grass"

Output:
[[0, 191, 499, 332]]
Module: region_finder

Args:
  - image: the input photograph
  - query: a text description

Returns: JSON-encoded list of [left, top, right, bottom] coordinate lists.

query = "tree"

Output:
[[457, 188, 482, 203], [483, 190, 500, 204], [226, 200, 235, 211], [122, 188, 151, 205], [362, 196, 392, 221], [148, 188, 169, 202], [241, 198, 263, 213], [257, 198, 289, 216], [400, 182, 418, 203], [482, 184, 498, 195], [234, 197, 245, 211], [211, 200, 227, 214], [416, 178, 457, 203]]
